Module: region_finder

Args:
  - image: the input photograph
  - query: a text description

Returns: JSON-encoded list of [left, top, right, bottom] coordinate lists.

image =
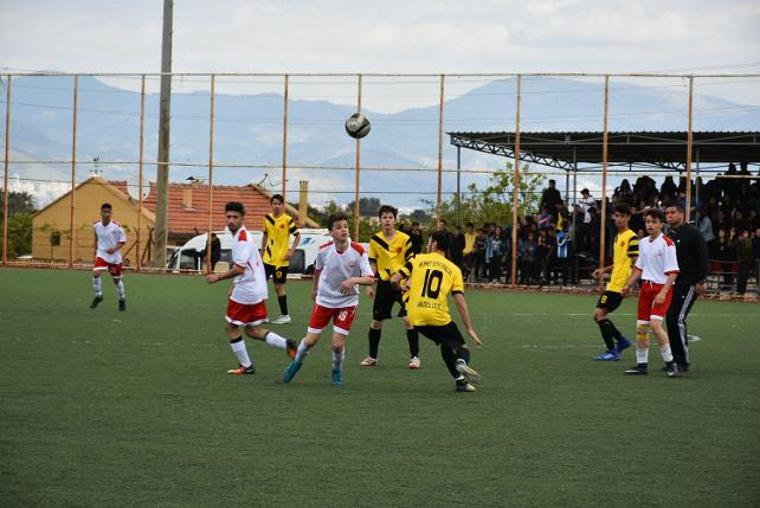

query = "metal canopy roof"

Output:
[[448, 131, 760, 171]]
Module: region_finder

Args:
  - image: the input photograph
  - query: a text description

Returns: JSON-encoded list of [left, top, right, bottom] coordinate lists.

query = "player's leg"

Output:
[[90, 268, 104, 308], [330, 331, 348, 386], [666, 284, 696, 372], [284, 305, 332, 383], [593, 292, 629, 360], [271, 267, 291, 324], [244, 325, 297, 359], [397, 290, 420, 368], [362, 282, 391, 365], [650, 287, 678, 377], [111, 265, 126, 311], [625, 285, 653, 375], [224, 302, 257, 375]]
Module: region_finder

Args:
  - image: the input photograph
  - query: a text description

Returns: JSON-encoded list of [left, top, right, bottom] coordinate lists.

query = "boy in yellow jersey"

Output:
[[360, 205, 421, 368], [261, 194, 300, 324], [392, 231, 483, 392], [591, 202, 639, 361]]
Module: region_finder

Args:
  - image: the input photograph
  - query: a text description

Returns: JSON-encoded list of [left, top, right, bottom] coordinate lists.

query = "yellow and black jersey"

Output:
[[262, 213, 298, 268], [607, 229, 639, 293], [368, 230, 413, 281], [398, 252, 464, 327]]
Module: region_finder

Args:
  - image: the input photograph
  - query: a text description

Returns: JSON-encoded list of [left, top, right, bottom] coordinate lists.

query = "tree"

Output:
[[0, 191, 36, 217], [345, 197, 381, 217], [0, 192, 36, 259]]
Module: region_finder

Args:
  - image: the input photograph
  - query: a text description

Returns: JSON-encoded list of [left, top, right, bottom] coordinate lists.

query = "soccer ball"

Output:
[[345, 113, 371, 139]]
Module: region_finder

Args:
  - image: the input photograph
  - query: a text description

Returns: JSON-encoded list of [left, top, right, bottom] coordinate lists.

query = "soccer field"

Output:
[[1, 268, 759, 506]]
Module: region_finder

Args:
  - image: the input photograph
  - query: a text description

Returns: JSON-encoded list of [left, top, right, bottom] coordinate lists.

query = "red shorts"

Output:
[[637, 281, 673, 323], [308, 304, 357, 336], [226, 299, 268, 327], [94, 257, 123, 276]]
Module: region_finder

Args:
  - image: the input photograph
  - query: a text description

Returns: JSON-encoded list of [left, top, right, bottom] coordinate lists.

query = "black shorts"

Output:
[[372, 280, 407, 320], [596, 291, 623, 312], [415, 322, 465, 346], [264, 263, 288, 284]]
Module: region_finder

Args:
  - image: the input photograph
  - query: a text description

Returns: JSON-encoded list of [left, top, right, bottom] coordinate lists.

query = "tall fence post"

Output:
[[136, 74, 146, 272], [281, 74, 289, 199], [2, 75, 11, 266], [436, 74, 445, 226], [353, 74, 363, 240], [206, 74, 216, 274], [510, 74, 522, 288], [597, 75, 610, 290], [685, 75, 694, 223], [68, 75, 79, 269]]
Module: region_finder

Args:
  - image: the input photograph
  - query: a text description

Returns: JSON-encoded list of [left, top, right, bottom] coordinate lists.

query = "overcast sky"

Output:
[[2, 0, 759, 93]]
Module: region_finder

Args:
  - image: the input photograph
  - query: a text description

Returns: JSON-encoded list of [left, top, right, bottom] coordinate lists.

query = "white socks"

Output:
[[264, 331, 287, 350], [332, 348, 346, 372], [230, 338, 252, 368], [114, 278, 125, 300], [660, 345, 674, 363], [636, 346, 649, 364], [92, 276, 103, 297], [295, 339, 311, 362]]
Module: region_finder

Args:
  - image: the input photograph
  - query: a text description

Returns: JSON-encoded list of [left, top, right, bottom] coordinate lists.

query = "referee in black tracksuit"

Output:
[[665, 202, 709, 372]]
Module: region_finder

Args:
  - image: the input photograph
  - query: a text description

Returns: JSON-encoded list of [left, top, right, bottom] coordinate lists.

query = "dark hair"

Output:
[[378, 205, 398, 219], [270, 194, 284, 204], [466, 222, 474, 228], [664, 200, 684, 212], [644, 208, 666, 223], [327, 212, 349, 231], [225, 201, 245, 215], [411, 222, 419, 227], [613, 203, 631, 216], [430, 231, 450, 252], [440, 219, 447, 225], [101, 203, 112, 211]]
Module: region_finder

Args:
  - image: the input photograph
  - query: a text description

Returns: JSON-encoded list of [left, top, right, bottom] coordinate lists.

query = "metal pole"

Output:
[[695, 147, 700, 221], [456, 145, 461, 226], [2, 75, 11, 266], [68, 75, 79, 269], [153, 0, 173, 268], [136, 75, 146, 272], [685, 76, 694, 223], [598, 75, 610, 290], [510, 75, 521, 288], [353, 74, 362, 240], [572, 150, 578, 285], [281, 73, 289, 198], [206, 74, 216, 274], [436, 74, 445, 227]]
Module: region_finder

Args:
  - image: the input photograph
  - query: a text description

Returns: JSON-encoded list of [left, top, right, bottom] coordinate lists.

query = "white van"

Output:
[[168, 228, 332, 275]]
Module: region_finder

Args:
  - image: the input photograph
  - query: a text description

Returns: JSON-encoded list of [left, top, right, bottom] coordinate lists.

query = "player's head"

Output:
[[612, 202, 631, 229], [327, 212, 349, 242], [428, 230, 450, 255], [644, 208, 665, 236], [100, 203, 112, 222], [437, 219, 447, 231], [664, 201, 685, 227], [378, 205, 397, 232], [224, 201, 245, 232], [270, 194, 285, 215]]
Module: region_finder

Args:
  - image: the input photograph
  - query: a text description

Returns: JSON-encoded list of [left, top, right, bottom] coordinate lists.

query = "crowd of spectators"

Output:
[[419, 164, 760, 294]]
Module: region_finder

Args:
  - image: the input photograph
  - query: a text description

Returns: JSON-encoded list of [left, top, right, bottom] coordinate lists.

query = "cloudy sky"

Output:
[[2, 0, 759, 80]]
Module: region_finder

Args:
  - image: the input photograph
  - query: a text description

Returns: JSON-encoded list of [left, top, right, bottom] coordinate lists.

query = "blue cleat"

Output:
[[617, 337, 632, 353], [331, 368, 343, 386], [283, 359, 303, 383], [593, 349, 620, 361]]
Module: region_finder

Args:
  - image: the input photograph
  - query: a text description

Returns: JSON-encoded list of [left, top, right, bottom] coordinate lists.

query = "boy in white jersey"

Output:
[[622, 208, 680, 377], [283, 212, 375, 386], [206, 202, 297, 375], [91, 203, 127, 311]]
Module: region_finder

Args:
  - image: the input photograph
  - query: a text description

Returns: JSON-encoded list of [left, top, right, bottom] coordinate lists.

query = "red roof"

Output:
[[139, 182, 317, 236]]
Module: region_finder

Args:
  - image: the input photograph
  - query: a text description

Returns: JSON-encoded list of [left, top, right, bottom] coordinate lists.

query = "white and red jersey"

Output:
[[229, 226, 268, 305], [635, 232, 679, 284], [93, 219, 127, 264], [314, 240, 373, 309]]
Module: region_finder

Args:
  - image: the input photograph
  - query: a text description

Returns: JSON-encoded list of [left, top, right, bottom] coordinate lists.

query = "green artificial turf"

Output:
[[1, 268, 759, 506]]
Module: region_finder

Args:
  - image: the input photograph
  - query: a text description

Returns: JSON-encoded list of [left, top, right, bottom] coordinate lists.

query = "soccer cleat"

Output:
[[408, 356, 421, 369], [331, 368, 344, 386], [456, 381, 477, 392], [90, 295, 103, 309], [665, 363, 680, 378], [271, 315, 291, 325], [283, 359, 303, 383], [118, 299, 126, 312], [227, 364, 255, 375], [624, 364, 648, 376], [455, 361, 481, 384], [286, 339, 298, 359], [360, 356, 377, 367], [593, 349, 620, 361], [616, 337, 632, 352]]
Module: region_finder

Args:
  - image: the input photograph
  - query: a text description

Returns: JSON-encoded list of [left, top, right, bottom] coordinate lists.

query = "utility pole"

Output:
[[152, 0, 173, 268]]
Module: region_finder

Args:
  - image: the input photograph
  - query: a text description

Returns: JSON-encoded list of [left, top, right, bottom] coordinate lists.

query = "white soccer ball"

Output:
[[345, 113, 371, 139]]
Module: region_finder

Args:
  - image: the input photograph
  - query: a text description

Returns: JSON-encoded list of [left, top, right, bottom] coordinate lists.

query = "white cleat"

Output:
[[455, 361, 481, 384], [408, 356, 421, 369], [360, 356, 377, 367], [271, 315, 291, 325]]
